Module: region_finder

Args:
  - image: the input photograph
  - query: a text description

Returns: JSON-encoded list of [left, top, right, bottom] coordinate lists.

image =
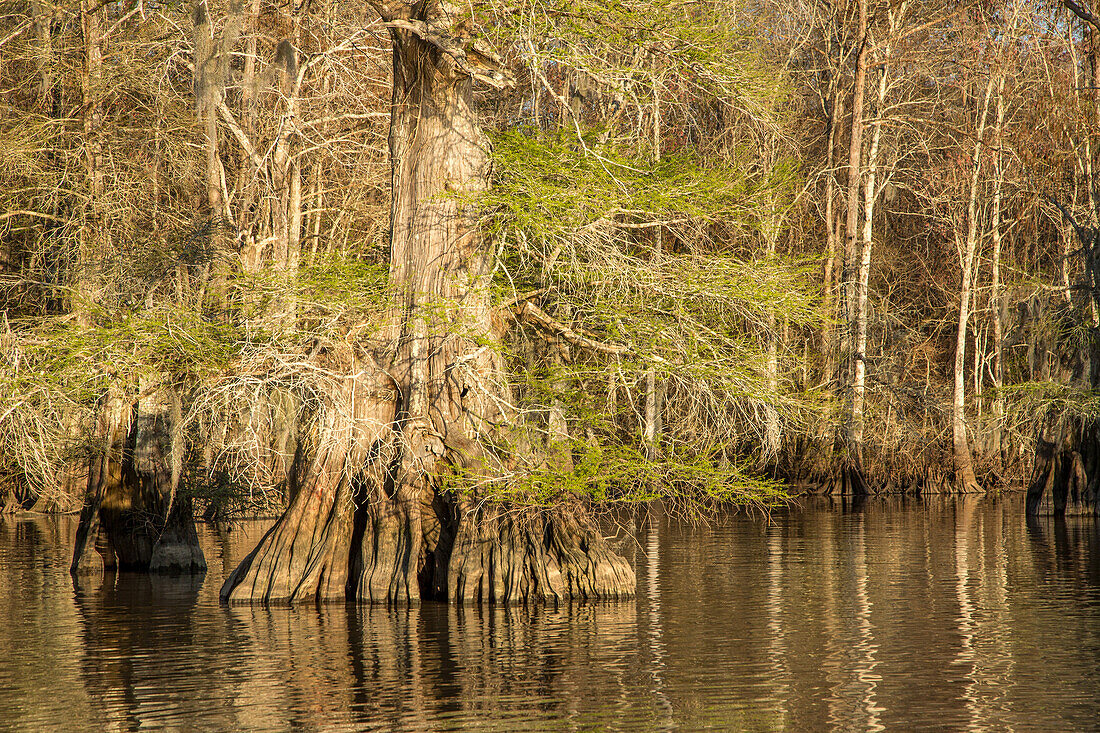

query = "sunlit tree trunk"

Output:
[[852, 4, 906, 470], [269, 40, 303, 326], [192, 0, 246, 310], [644, 82, 662, 460], [952, 71, 995, 493], [221, 0, 635, 603], [989, 75, 1006, 462], [822, 83, 842, 387], [76, 0, 104, 317], [852, 31, 893, 460], [837, 0, 869, 488]]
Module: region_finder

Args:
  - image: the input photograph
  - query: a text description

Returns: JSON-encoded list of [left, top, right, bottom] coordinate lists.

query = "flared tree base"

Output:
[[220, 490, 636, 604], [1027, 418, 1100, 516]]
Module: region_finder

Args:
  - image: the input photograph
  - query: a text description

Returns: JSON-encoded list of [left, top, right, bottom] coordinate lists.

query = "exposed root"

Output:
[[218, 380, 637, 605]]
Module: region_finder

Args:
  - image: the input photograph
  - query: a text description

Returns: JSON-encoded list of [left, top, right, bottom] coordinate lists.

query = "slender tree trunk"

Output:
[[32, 0, 53, 114], [763, 193, 783, 456], [192, 0, 246, 310], [76, 0, 105, 317], [851, 43, 890, 456], [270, 40, 302, 327], [1088, 30, 1100, 231], [232, 0, 263, 274], [990, 76, 1007, 461], [953, 71, 995, 493], [822, 86, 842, 387], [644, 87, 662, 460], [836, 0, 869, 490], [851, 5, 906, 460]]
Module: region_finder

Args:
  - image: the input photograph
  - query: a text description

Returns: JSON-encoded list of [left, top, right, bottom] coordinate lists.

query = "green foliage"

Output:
[[485, 130, 767, 236], [482, 0, 790, 123], [0, 0, 812, 517], [0, 306, 237, 503], [481, 128, 822, 466], [453, 440, 788, 517], [3, 309, 238, 404], [294, 260, 389, 324]]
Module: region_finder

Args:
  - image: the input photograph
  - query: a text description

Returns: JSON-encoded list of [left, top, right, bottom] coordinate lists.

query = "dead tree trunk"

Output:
[[220, 2, 635, 604]]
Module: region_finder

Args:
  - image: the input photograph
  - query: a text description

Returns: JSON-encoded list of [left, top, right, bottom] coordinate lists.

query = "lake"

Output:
[[1, 496, 1097, 731]]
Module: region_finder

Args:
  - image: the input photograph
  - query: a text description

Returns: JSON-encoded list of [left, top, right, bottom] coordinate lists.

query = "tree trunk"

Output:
[[192, 0, 246, 312], [644, 105, 663, 461], [830, 0, 869, 496], [822, 86, 842, 389], [989, 75, 1006, 462], [1027, 14, 1100, 517], [952, 71, 995, 494], [76, 0, 105, 316], [763, 194, 782, 457], [840, 0, 869, 473], [851, 43, 890, 459], [221, 5, 635, 604], [71, 386, 206, 575]]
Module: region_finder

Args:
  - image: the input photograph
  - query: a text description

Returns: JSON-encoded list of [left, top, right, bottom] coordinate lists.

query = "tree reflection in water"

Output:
[[219, 601, 640, 730], [1, 501, 1099, 731], [73, 571, 212, 730]]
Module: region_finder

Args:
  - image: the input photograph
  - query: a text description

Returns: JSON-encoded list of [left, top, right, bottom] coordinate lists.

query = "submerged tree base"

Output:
[[71, 392, 206, 576], [789, 456, 990, 497], [220, 489, 635, 605], [1026, 417, 1100, 516]]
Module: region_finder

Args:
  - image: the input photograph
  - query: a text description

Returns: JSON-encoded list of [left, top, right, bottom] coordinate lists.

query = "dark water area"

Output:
[[1, 497, 1098, 732]]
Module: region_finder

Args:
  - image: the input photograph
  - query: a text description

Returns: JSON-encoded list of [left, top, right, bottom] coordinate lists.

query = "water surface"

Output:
[[1, 497, 1098, 731]]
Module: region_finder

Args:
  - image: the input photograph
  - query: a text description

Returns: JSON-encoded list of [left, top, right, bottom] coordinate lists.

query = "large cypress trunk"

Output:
[[220, 4, 635, 604], [1026, 160, 1100, 516]]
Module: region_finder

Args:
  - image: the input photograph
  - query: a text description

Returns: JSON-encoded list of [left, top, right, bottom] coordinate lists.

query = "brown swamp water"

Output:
[[0, 497, 1098, 732]]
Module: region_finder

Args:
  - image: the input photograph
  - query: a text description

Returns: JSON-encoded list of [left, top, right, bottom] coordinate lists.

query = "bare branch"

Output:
[[515, 301, 630, 356], [1063, 0, 1100, 29]]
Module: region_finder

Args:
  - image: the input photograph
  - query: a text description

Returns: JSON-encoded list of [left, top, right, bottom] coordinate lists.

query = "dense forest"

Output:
[[1, 0, 1099, 600]]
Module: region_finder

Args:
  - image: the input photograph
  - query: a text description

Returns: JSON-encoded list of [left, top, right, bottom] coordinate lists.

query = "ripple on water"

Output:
[[0, 500, 1098, 731]]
